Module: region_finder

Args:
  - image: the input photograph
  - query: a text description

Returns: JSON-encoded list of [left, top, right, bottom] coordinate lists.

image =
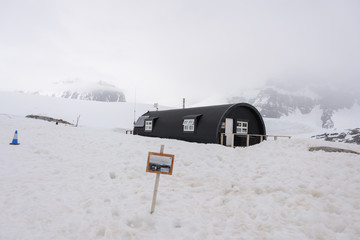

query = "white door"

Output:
[[225, 118, 233, 146]]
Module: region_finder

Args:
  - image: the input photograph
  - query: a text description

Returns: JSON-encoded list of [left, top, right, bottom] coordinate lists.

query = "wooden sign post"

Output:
[[147, 144, 174, 214]]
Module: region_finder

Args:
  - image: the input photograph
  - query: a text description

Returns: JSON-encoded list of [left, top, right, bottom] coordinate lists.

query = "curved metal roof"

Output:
[[134, 103, 266, 144]]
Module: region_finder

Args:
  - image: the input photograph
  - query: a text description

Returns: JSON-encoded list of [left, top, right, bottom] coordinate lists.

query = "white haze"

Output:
[[1, 0, 360, 106]]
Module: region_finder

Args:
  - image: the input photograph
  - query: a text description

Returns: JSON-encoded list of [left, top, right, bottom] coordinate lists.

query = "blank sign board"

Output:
[[147, 152, 175, 175]]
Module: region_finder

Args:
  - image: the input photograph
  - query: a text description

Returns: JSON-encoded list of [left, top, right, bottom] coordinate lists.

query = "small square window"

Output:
[[236, 121, 248, 134], [183, 119, 195, 132], [145, 120, 152, 132]]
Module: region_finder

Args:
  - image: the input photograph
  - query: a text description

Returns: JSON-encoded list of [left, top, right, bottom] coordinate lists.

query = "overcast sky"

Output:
[[1, 0, 359, 106]]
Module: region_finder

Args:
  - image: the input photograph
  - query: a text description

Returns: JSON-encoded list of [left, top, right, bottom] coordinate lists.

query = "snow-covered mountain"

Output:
[[30, 80, 126, 103], [228, 86, 359, 130]]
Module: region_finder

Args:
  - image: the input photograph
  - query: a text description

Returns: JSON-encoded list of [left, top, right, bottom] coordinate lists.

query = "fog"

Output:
[[0, 0, 359, 106]]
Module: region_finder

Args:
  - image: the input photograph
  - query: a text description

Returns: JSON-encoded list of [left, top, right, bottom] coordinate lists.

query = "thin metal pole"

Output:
[[133, 88, 137, 125], [150, 145, 164, 214]]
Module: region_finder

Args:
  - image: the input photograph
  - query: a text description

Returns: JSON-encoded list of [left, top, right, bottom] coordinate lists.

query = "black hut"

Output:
[[133, 103, 266, 147]]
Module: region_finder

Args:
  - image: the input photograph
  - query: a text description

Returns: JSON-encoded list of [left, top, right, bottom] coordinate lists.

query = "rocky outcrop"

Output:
[[26, 115, 73, 125], [311, 128, 360, 145], [53, 80, 126, 103], [320, 108, 334, 129], [309, 146, 359, 154], [251, 88, 315, 118]]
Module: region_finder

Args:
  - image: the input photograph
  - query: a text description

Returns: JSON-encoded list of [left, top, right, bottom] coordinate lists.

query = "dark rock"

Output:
[[26, 115, 73, 125], [312, 128, 360, 145], [309, 146, 359, 155]]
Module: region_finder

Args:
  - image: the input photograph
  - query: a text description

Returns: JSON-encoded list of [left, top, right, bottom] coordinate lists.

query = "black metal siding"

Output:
[[133, 103, 266, 146]]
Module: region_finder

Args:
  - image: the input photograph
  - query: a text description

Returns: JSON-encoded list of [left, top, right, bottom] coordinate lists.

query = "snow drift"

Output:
[[0, 91, 161, 130], [1, 114, 360, 240]]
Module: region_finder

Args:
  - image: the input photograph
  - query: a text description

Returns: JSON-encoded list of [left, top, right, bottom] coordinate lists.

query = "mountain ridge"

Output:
[[228, 86, 359, 129], [25, 80, 126, 103]]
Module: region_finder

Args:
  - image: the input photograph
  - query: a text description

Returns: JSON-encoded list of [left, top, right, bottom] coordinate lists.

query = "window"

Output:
[[145, 120, 153, 132], [236, 121, 248, 134], [182, 114, 201, 132], [183, 119, 195, 132]]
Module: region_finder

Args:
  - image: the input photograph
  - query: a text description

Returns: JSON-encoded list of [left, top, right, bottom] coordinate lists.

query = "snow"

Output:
[[1, 92, 360, 239], [332, 104, 360, 130], [264, 106, 325, 138]]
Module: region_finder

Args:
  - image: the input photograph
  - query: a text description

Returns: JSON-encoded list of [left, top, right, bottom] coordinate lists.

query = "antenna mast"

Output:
[[133, 88, 137, 125]]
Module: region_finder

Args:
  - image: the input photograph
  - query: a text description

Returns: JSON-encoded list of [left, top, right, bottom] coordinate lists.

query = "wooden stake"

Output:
[[75, 115, 80, 127], [150, 144, 164, 214], [160, 144, 164, 154]]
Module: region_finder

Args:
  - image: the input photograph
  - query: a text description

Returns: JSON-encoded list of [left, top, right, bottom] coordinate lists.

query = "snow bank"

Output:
[[332, 104, 360, 130], [0, 91, 164, 129], [1, 115, 360, 239]]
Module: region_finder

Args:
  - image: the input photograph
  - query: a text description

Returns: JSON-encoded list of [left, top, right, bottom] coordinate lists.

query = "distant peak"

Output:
[[24, 79, 126, 103]]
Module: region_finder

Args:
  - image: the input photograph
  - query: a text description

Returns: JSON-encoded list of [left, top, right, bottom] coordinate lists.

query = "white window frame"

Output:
[[236, 121, 248, 134], [145, 120, 153, 132], [183, 119, 195, 132]]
